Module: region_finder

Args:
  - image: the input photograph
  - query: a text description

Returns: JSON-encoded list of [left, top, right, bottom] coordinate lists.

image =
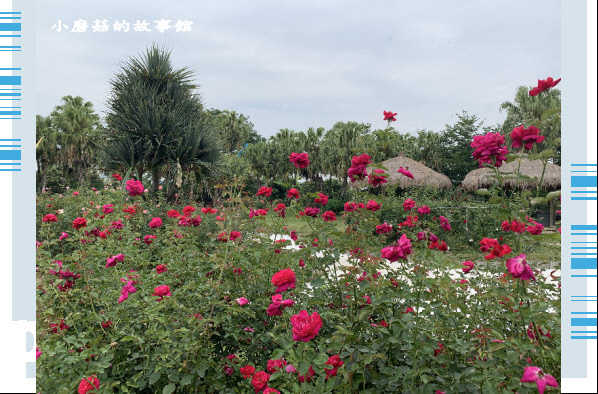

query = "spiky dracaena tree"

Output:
[[105, 44, 220, 194]]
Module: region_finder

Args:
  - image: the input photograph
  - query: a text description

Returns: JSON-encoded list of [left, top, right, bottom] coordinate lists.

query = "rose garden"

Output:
[[36, 47, 562, 394]]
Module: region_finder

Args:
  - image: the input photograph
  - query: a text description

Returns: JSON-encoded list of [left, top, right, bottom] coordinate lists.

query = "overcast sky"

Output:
[[36, 0, 561, 137]]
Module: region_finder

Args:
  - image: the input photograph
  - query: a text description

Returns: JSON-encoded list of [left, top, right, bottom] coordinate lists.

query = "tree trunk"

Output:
[[341, 175, 348, 196], [77, 161, 84, 186], [41, 163, 48, 192], [151, 168, 161, 194]]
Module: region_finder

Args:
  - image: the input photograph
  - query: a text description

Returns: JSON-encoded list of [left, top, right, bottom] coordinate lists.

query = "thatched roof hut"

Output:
[[352, 154, 452, 189], [461, 159, 561, 191]]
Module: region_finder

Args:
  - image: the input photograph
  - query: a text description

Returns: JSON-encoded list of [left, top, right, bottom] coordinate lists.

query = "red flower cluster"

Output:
[[256, 186, 273, 197], [366, 199, 381, 212], [383, 110, 397, 122], [286, 188, 300, 199], [43, 214, 58, 223], [376, 222, 393, 235], [251, 371, 270, 393], [510, 125, 545, 150], [303, 207, 320, 217], [290, 310, 323, 342], [471, 132, 509, 168], [78, 375, 100, 394], [398, 167, 414, 179], [479, 238, 512, 260], [273, 203, 286, 218], [148, 217, 163, 228], [381, 234, 413, 262], [314, 192, 328, 205], [72, 217, 87, 230], [152, 285, 172, 302], [324, 355, 344, 379], [348, 153, 372, 182], [529, 77, 561, 96], [462, 261, 475, 273], [321, 211, 337, 222], [403, 198, 416, 211], [271, 268, 296, 293], [267, 294, 295, 316], [125, 179, 144, 196], [289, 152, 310, 169], [249, 208, 269, 218], [369, 169, 388, 186], [501, 220, 526, 233]]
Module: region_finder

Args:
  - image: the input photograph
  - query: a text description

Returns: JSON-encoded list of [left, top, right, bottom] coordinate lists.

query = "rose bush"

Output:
[[37, 94, 561, 393]]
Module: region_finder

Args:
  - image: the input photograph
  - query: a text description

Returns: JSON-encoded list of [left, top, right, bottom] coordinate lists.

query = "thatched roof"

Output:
[[461, 159, 561, 191], [352, 154, 452, 189]]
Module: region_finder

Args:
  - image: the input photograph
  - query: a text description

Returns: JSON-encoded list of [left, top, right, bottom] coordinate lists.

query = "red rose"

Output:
[[510, 125, 545, 150], [273, 203, 286, 218], [182, 205, 196, 215], [366, 199, 381, 212], [152, 285, 172, 301], [267, 358, 287, 373], [304, 207, 320, 217], [314, 193, 328, 205], [229, 231, 242, 242], [43, 214, 58, 222], [398, 167, 414, 179], [240, 365, 256, 379], [290, 310, 323, 342], [321, 211, 337, 222], [289, 152, 310, 169], [125, 179, 144, 196], [72, 217, 87, 230], [156, 264, 168, 274], [471, 132, 508, 168], [167, 210, 180, 218], [383, 110, 397, 122], [256, 186, 273, 197], [271, 268, 296, 293], [251, 371, 270, 393], [529, 77, 561, 96], [148, 217, 162, 228], [286, 188, 300, 199], [78, 375, 100, 394]]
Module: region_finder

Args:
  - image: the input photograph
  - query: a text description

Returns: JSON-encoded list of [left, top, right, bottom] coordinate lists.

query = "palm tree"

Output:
[[49, 96, 101, 185], [207, 109, 256, 154], [322, 121, 370, 195], [36, 115, 59, 191]]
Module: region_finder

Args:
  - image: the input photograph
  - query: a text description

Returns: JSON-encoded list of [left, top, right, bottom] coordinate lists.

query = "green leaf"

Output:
[[488, 196, 502, 204], [545, 190, 561, 202], [483, 380, 499, 394], [530, 197, 546, 205], [463, 367, 476, 375], [148, 371, 161, 385], [541, 108, 560, 121], [179, 375, 194, 386], [163, 383, 176, 394], [476, 188, 491, 196], [271, 349, 285, 360]]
